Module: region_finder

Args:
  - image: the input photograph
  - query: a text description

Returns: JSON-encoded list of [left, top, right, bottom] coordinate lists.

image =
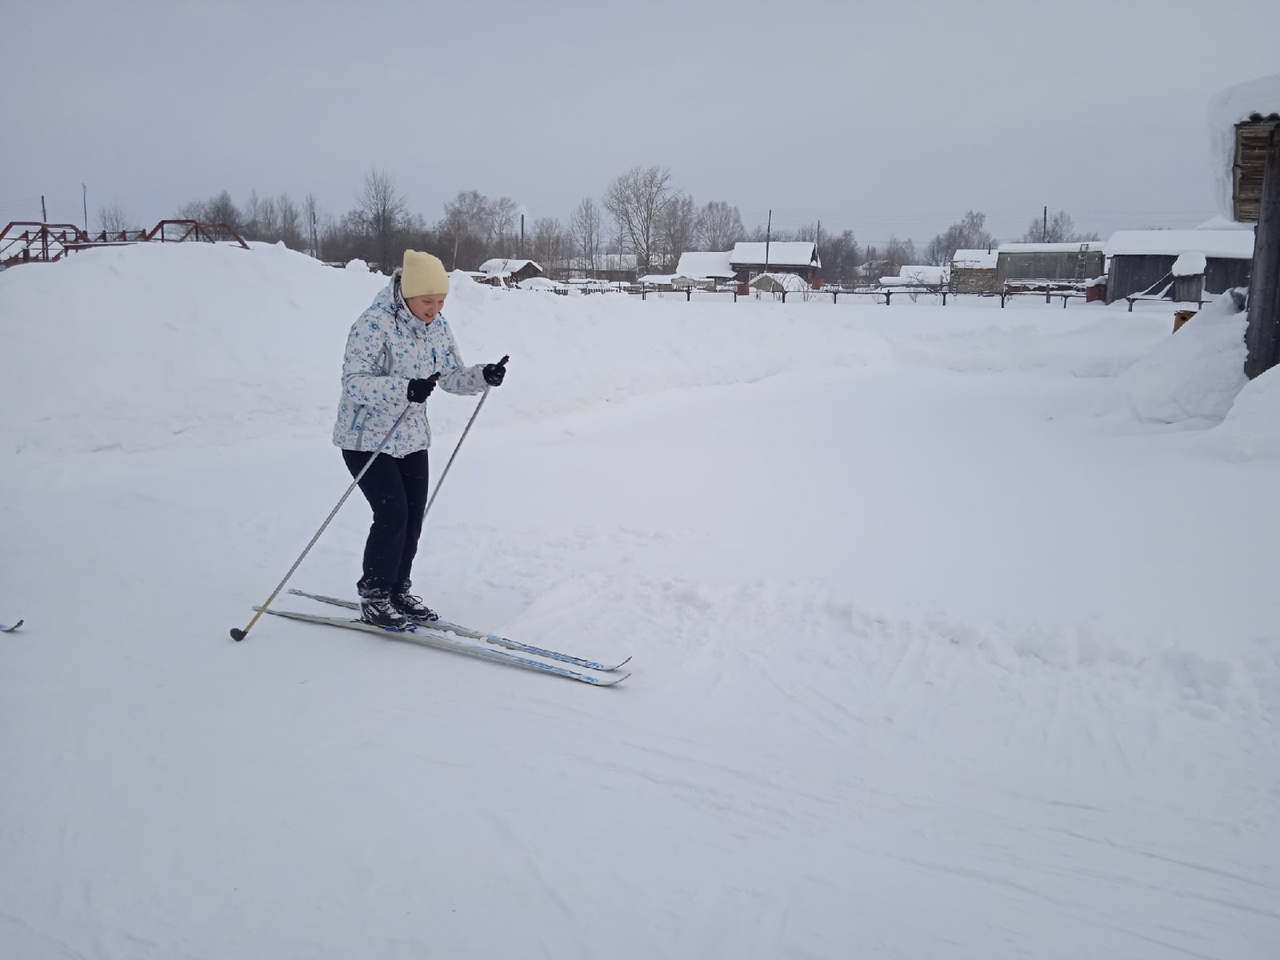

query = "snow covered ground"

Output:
[[1, 243, 1277, 959]]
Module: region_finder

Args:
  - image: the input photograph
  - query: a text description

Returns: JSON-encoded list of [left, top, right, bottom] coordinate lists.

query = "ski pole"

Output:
[[423, 356, 507, 518], [229, 376, 436, 642]]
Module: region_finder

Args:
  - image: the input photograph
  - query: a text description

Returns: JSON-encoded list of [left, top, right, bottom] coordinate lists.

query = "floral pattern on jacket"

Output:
[[332, 271, 486, 456]]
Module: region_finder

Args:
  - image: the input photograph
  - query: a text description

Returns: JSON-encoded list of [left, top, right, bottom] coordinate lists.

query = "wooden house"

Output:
[[995, 242, 1105, 286], [1103, 228, 1254, 304], [949, 248, 999, 293], [729, 241, 821, 284]]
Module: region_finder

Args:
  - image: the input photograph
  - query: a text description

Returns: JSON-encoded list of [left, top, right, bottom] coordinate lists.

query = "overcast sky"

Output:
[[4, 0, 1278, 246]]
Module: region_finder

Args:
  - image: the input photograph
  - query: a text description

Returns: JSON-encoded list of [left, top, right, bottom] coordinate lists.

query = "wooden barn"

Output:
[[1103, 228, 1255, 304], [477, 258, 544, 285], [949, 248, 998, 294], [729, 241, 821, 284], [995, 242, 1105, 286]]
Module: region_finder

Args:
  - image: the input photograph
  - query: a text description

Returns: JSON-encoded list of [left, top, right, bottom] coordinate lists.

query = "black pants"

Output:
[[341, 449, 430, 596]]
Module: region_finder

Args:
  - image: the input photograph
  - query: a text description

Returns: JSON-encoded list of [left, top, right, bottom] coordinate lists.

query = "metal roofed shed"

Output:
[[995, 242, 1105, 286], [1103, 228, 1255, 304]]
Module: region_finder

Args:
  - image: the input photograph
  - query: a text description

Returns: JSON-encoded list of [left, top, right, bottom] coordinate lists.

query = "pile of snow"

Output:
[[1172, 251, 1207, 276], [1113, 289, 1249, 425]]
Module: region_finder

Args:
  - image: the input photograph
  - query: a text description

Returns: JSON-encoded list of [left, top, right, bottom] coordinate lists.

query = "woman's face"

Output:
[[405, 293, 446, 323]]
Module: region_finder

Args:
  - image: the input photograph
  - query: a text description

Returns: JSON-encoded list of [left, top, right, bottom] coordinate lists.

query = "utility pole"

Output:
[[815, 219, 821, 285], [765, 209, 772, 274], [520, 214, 524, 258]]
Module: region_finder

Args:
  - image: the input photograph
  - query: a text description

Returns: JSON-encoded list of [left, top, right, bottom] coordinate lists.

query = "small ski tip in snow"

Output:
[[2, 619, 24, 633]]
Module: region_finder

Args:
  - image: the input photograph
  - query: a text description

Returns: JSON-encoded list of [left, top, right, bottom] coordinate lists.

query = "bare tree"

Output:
[[1019, 209, 1099, 244], [442, 190, 491, 267], [881, 236, 918, 277], [177, 190, 241, 229], [276, 193, 303, 249], [695, 200, 744, 250], [531, 217, 568, 275], [569, 196, 602, 271], [924, 211, 995, 265], [657, 192, 696, 271], [352, 167, 410, 271], [603, 165, 674, 272], [303, 193, 323, 258], [821, 229, 860, 284], [486, 196, 520, 250], [97, 202, 134, 235]]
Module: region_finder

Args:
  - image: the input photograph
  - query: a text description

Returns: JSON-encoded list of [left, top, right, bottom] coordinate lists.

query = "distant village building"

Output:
[[730, 241, 820, 283], [879, 265, 947, 287], [1103, 228, 1254, 303], [567, 252, 638, 283], [949, 248, 999, 294], [673, 242, 821, 286], [477, 258, 543, 285], [995, 242, 1105, 286], [673, 251, 737, 287]]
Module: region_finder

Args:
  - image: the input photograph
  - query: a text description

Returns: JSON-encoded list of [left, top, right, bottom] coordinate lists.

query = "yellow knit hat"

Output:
[[400, 250, 450, 298]]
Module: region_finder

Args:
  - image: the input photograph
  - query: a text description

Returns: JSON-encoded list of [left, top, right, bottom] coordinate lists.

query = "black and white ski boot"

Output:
[[392, 586, 439, 623], [360, 591, 410, 630]]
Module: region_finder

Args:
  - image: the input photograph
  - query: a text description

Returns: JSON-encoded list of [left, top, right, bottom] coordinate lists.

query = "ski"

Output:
[[1, 620, 22, 633], [286, 588, 631, 672], [256, 607, 629, 687]]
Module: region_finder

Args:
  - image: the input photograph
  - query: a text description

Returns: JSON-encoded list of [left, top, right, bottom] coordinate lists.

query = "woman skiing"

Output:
[[333, 249, 507, 628]]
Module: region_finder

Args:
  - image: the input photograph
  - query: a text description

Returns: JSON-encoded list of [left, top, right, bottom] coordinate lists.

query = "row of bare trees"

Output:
[[106, 166, 1099, 284]]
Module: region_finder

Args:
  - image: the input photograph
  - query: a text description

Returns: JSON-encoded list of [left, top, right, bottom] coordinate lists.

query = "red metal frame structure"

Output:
[[0, 219, 248, 268]]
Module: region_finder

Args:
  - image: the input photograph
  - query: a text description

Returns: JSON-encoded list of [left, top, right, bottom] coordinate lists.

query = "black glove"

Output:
[[482, 356, 509, 387], [407, 373, 439, 404]]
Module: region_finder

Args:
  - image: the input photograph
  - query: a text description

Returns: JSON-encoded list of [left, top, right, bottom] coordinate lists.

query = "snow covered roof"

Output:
[[951, 248, 998, 268], [675, 250, 735, 279], [1105, 229, 1255, 259], [1172, 252, 1207, 277], [883, 265, 947, 285], [997, 242, 1106, 254], [731, 241, 819, 268], [478, 258, 542, 275]]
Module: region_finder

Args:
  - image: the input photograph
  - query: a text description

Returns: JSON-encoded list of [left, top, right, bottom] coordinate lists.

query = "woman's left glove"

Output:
[[483, 356, 509, 387]]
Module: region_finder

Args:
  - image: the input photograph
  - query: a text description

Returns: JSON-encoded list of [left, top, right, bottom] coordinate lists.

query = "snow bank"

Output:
[[1199, 364, 1280, 460], [1114, 289, 1248, 425]]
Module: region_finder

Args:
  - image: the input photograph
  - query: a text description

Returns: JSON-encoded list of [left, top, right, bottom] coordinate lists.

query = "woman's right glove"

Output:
[[407, 373, 440, 403]]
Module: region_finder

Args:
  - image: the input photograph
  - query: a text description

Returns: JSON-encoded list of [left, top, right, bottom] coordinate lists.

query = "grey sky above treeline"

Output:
[[4, 0, 1278, 245]]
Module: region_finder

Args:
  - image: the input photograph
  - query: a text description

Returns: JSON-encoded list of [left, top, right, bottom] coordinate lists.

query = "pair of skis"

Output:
[[258, 589, 630, 687]]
